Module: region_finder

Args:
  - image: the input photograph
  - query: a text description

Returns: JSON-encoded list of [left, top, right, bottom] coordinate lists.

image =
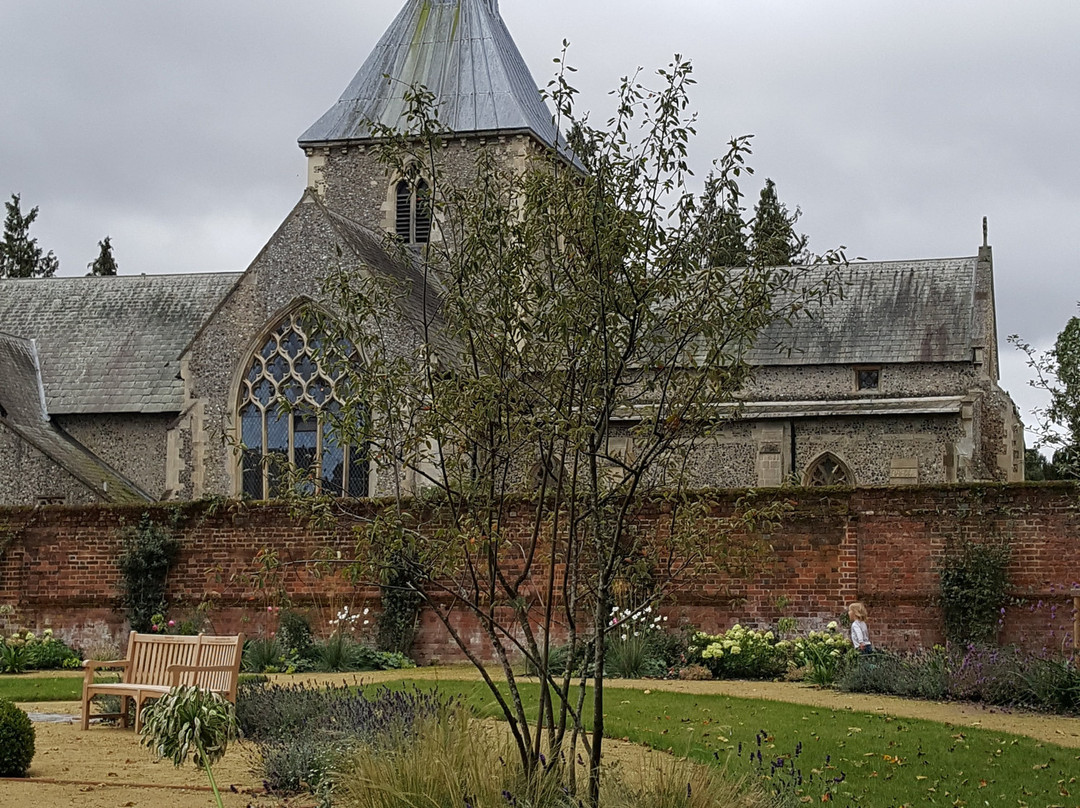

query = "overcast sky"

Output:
[[3, 1, 1078, 440]]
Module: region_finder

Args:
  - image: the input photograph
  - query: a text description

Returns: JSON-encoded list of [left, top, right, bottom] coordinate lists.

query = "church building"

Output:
[[0, 0, 1023, 507]]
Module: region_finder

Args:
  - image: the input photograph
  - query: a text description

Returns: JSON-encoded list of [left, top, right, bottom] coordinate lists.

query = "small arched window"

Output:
[[395, 178, 431, 245], [238, 312, 369, 499], [804, 453, 854, 487]]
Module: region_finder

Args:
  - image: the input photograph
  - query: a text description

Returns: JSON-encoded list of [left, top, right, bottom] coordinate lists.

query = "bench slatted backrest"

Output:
[[192, 635, 244, 696], [127, 633, 203, 686]]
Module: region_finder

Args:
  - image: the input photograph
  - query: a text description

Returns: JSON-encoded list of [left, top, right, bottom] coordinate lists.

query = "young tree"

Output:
[[299, 57, 844, 805], [0, 194, 59, 278], [749, 178, 809, 267], [87, 236, 118, 276], [1011, 312, 1080, 479]]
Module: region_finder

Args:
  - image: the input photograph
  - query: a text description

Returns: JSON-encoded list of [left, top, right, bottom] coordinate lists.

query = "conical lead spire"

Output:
[[299, 0, 561, 150]]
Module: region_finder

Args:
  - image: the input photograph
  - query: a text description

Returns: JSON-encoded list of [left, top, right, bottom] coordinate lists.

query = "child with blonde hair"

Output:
[[848, 601, 872, 654]]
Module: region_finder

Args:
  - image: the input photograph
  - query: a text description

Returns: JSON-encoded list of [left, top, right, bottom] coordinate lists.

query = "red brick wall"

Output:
[[1, 484, 1078, 661]]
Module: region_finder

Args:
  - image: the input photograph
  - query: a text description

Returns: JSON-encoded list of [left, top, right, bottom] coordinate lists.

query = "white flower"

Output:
[[731, 646, 742, 655], [827, 621, 838, 631], [633, 631, 640, 637], [363, 619, 370, 626], [363, 607, 370, 615], [621, 633, 628, 641]]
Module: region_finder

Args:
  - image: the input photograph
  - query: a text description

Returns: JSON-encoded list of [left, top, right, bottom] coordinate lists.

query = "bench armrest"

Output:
[[83, 658, 129, 670], [167, 663, 241, 688], [167, 664, 238, 674]]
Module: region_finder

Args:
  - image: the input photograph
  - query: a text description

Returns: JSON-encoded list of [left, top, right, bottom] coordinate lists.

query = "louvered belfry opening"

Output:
[[395, 178, 431, 245], [395, 180, 413, 241]]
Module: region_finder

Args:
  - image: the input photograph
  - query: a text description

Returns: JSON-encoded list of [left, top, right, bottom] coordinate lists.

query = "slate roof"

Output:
[[0, 332, 150, 503], [0, 273, 240, 414], [299, 0, 565, 151], [321, 201, 453, 356], [748, 257, 980, 365]]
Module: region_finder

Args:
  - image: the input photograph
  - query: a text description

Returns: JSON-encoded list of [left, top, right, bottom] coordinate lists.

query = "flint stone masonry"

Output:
[[1, 484, 1077, 663]]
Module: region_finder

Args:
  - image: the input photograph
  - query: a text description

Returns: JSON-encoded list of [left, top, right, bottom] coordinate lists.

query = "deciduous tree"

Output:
[[1011, 312, 1080, 479], [296, 56, 844, 805]]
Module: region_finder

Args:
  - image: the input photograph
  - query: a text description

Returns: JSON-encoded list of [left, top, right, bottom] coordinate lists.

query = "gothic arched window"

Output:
[[804, 453, 854, 487], [395, 178, 431, 245], [238, 312, 369, 499]]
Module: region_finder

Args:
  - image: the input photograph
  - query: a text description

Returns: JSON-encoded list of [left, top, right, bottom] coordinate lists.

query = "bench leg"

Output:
[[80, 694, 90, 731], [120, 695, 131, 729]]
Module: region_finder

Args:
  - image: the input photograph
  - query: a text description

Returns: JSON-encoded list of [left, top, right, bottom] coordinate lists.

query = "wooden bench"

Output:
[[81, 631, 244, 731]]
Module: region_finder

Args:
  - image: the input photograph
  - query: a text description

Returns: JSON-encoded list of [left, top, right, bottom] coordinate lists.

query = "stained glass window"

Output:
[[238, 313, 369, 499]]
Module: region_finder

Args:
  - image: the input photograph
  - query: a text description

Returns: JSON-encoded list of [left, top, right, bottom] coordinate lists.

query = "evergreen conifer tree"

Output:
[[692, 168, 749, 267], [0, 195, 59, 280], [0, 194, 59, 278], [87, 236, 118, 276], [749, 178, 808, 267]]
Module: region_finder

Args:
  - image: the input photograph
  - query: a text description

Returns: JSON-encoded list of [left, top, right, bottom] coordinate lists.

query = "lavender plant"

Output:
[[236, 681, 446, 796]]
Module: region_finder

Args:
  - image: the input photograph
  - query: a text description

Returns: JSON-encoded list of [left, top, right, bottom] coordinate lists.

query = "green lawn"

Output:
[[0, 672, 86, 702], [408, 680, 1080, 808]]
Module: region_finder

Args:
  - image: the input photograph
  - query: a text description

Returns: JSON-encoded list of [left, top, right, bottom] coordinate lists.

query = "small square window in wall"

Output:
[[856, 368, 880, 391], [34, 495, 67, 507]]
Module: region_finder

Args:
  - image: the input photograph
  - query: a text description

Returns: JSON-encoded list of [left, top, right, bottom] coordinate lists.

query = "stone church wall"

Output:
[[56, 414, 172, 499], [0, 423, 97, 506], [743, 361, 981, 401], [180, 196, 423, 500], [1, 484, 1077, 662], [307, 134, 539, 234]]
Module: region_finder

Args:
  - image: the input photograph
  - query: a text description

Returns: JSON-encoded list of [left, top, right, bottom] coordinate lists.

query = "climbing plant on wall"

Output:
[[117, 513, 181, 632], [938, 539, 1011, 646]]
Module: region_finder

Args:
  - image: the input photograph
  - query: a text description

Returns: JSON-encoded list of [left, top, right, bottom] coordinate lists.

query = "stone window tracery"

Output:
[[395, 178, 431, 245], [238, 313, 368, 499], [804, 453, 854, 487]]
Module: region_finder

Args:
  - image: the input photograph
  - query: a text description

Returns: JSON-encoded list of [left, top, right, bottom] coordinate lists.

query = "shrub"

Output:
[[313, 632, 363, 672], [838, 644, 1080, 715], [938, 539, 1011, 646], [242, 636, 285, 673], [605, 605, 670, 679], [0, 631, 32, 673], [236, 681, 444, 797], [0, 698, 35, 777], [790, 623, 852, 686], [25, 631, 81, 670], [607, 633, 665, 678], [277, 610, 315, 657], [1, 628, 79, 673], [690, 625, 788, 680], [838, 648, 949, 700]]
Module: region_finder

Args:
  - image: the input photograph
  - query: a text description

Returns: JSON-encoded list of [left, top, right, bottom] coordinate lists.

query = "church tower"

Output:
[[297, 0, 563, 238]]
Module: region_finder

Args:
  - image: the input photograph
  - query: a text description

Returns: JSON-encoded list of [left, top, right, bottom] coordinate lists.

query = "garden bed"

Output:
[[6, 669, 1080, 807]]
